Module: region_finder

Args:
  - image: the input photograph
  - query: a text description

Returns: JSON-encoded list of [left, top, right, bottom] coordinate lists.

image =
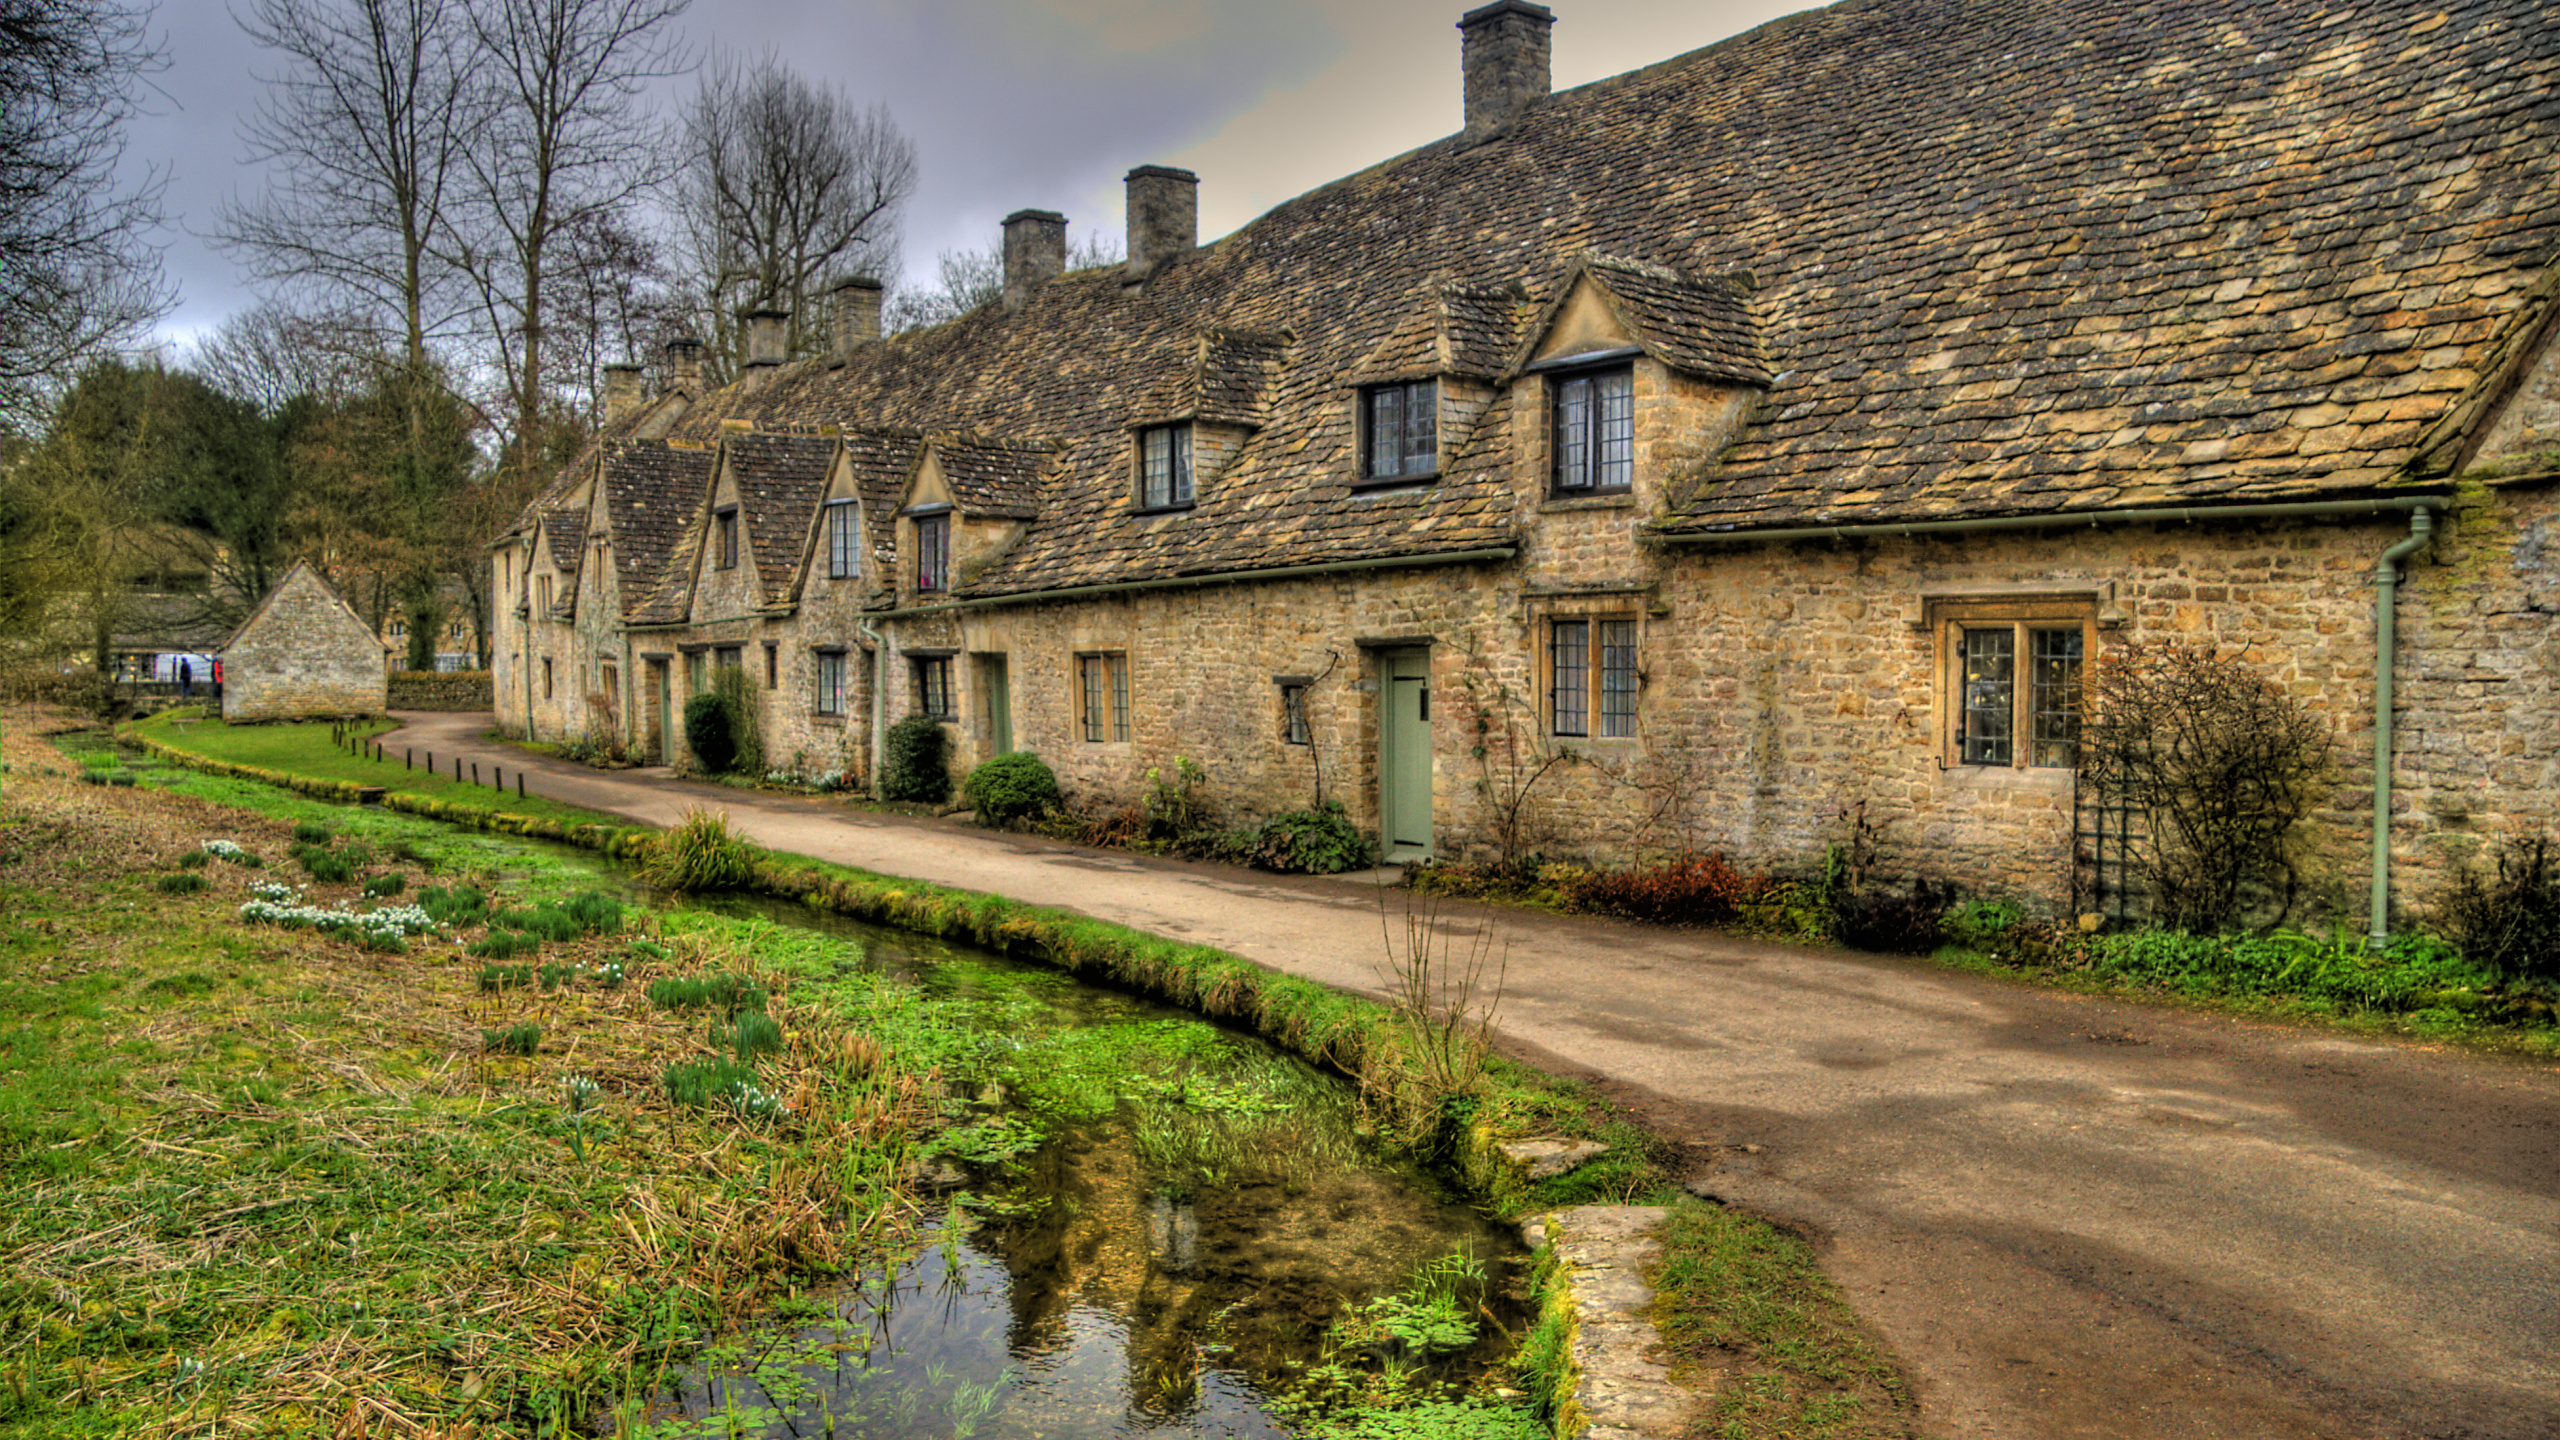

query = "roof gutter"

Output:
[[1646, 496, 2447, 547], [868, 546, 1519, 620]]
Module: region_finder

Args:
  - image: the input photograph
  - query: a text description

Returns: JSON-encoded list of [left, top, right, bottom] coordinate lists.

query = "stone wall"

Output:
[[224, 569, 388, 722], [388, 670, 494, 711], [508, 476, 2558, 931]]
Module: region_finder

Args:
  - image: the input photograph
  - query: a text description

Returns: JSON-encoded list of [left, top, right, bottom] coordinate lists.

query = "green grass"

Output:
[[128, 712, 629, 834], [1648, 1197, 1917, 1439]]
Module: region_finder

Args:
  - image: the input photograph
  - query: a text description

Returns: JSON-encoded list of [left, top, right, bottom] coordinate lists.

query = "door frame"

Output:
[[1376, 645, 1434, 862]]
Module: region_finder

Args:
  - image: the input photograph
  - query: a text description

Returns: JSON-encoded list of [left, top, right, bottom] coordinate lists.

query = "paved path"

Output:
[[387, 713, 2559, 1440]]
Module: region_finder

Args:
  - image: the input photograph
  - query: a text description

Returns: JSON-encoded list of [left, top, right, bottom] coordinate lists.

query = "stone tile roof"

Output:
[[935, 437, 1052, 520], [1544, 255, 1768, 388], [720, 433, 836, 604], [629, 0, 2553, 595], [835, 429, 922, 595], [539, 509, 586, 607], [598, 441, 714, 625]]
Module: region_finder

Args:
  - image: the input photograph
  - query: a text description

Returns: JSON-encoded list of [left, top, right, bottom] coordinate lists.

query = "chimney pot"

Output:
[[831, 275, 884, 359], [602, 363, 645, 424], [1459, 0, 1554, 135], [1002, 209, 1068, 311], [1124, 165, 1198, 282], [663, 336, 704, 393], [740, 308, 790, 372]]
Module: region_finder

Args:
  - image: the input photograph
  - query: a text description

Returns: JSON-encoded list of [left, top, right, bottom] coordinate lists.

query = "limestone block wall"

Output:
[[224, 587, 387, 721], [388, 670, 494, 711]]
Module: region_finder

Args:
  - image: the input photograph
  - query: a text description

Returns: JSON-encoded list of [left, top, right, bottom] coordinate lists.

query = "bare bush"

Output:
[[2081, 643, 2334, 932]]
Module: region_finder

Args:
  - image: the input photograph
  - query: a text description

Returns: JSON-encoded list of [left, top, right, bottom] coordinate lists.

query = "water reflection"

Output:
[[646, 895, 1524, 1439]]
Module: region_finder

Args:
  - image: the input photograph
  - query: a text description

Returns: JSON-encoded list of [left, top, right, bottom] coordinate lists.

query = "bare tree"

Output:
[[672, 50, 914, 379], [0, 0, 173, 429], [455, 0, 689, 497], [885, 229, 1123, 333], [188, 300, 386, 413], [221, 0, 477, 391]]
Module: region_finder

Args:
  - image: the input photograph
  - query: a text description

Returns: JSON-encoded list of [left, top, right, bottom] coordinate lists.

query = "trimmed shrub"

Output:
[[963, 751, 1062, 827], [1253, 800, 1373, 875], [881, 713, 951, 804], [683, 691, 735, 774], [711, 665, 765, 778]]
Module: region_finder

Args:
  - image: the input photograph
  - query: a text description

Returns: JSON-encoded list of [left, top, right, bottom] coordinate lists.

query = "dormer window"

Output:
[[913, 512, 950, 593], [1551, 362, 1634, 495], [1136, 424, 1193, 510], [1361, 380, 1438, 482], [825, 499, 860, 579], [715, 507, 740, 569]]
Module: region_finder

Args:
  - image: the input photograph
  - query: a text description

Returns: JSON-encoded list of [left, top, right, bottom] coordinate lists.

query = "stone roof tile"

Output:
[[624, 0, 2552, 574]]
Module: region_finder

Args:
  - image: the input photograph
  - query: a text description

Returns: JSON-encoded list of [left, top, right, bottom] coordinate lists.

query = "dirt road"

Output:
[[385, 712, 2560, 1440]]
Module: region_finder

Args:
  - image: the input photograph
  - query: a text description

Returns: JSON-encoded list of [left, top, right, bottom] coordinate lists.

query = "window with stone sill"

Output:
[[1360, 379, 1438, 482], [1135, 424, 1193, 510], [1550, 362, 1634, 495], [914, 512, 950, 593], [715, 507, 740, 569], [815, 650, 846, 716], [825, 499, 861, 579], [1930, 598, 2094, 770], [1078, 651, 1130, 743], [1548, 617, 1638, 738], [1279, 681, 1310, 745], [912, 655, 954, 719]]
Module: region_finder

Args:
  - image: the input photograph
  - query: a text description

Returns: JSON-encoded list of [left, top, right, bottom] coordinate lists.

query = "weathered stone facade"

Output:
[[222, 561, 389, 721], [495, 0, 2558, 932]]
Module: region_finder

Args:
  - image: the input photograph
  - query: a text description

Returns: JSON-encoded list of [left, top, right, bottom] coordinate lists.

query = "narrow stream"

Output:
[[74, 732, 1532, 1439], [634, 899, 1528, 1439]]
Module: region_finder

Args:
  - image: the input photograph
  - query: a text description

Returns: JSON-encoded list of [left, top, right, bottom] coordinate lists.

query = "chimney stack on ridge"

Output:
[[831, 275, 884, 360], [602, 363, 644, 424], [739, 308, 788, 390], [1002, 209, 1068, 311], [1124, 165, 1198, 282], [663, 336, 704, 393], [1460, 1, 1554, 135]]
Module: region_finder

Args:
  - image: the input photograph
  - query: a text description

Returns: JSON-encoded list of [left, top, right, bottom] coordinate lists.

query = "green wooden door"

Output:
[[976, 655, 1012, 755], [1379, 648, 1433, 860]]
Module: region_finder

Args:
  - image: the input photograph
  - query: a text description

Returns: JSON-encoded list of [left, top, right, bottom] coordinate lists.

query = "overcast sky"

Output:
[[126, 0, 1825, 356]]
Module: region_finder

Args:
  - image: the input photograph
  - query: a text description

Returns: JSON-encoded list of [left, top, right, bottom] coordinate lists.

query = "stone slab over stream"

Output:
[[1522, 1206, 1691, 1440]]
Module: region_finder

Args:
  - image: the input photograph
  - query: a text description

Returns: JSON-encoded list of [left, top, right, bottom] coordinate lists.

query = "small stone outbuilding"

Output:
[[221, 561, 390, 721]]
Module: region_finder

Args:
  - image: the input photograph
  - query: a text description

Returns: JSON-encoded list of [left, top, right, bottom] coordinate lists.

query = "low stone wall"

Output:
[[389, 670, 495, 711], [1522, 1205, 1691, 1440]]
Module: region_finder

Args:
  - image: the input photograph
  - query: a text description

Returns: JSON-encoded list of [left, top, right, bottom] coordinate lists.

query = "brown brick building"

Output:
[[496, 0, 2560, 936]]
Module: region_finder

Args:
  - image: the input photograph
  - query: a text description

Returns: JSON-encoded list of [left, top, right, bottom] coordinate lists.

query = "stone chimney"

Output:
[[1002, 209, 1067, 311], [1124, 165, 1198, 282], [663, 336, 704, 393], [1460, 0, 1553, 135], [831, 275, 883, 360], [740, 308, 789, 389], [602, 363, 645, 424]]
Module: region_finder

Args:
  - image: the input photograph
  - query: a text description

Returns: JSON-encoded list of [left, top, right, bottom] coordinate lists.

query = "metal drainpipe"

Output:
[[519, 540, 535, 741], [856, 615, 888, 794], [2370, 505, 2437, 950]]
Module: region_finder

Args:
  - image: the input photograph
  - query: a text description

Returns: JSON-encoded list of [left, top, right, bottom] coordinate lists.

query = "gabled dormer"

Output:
[[1123, 328, 1290, 512], [1344, 280, 1530, 488], [894, 436, 1051, 602], [1505, 253, 1769, 511], [713, 432, 836, 614]]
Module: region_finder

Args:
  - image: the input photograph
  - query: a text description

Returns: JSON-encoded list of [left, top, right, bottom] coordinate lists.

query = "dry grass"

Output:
[[0, 708, 939, 1438]]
